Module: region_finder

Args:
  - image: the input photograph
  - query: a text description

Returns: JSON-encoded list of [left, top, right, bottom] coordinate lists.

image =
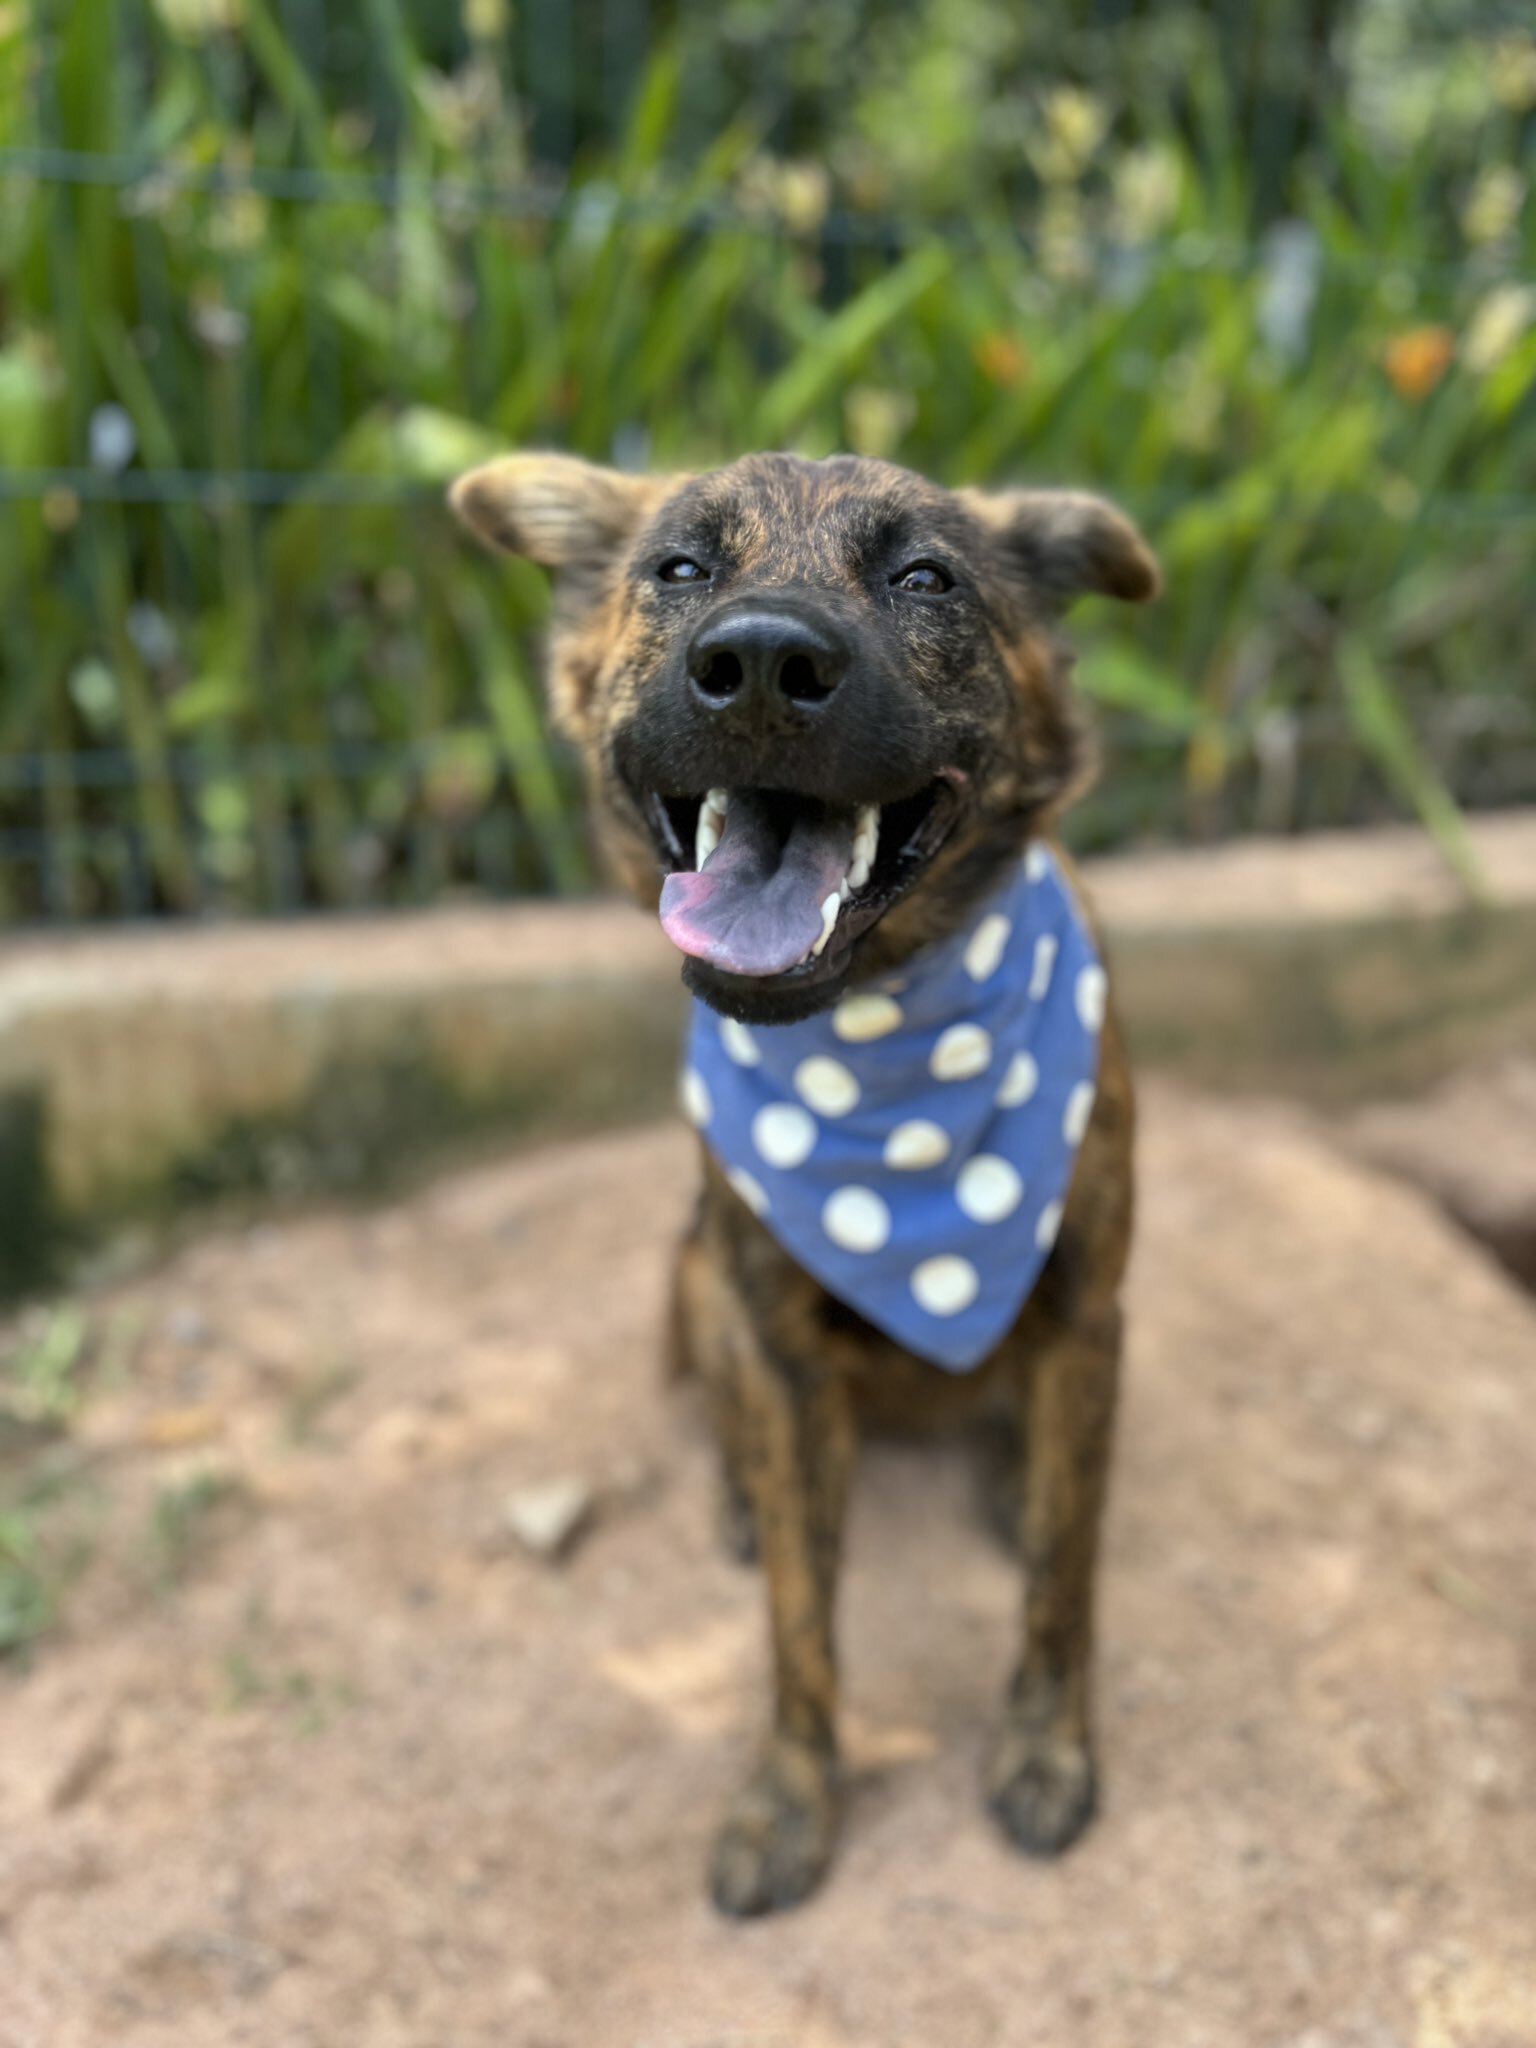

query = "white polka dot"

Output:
[[1076, 964, 1108, 1033], [964, 913, 1011, 983], [930, 1022, 992, 1082], [833, 992, 903, 1043], [956, 1154, 1024, 1223], [727, 1166, 769, 1216], [720, 1016, 761, 1066], [1035, 1199, 1064, 1251], [822, 1185, 891, 1254], [752, 1102, 817, 1168], [794, 1055, 860, 1117], [996, 1051, 1039, 1108], [1028, 933, 1058, 1000], [1025, 842, 1051, 882], [1063, 1080, 1095, 1146], [884, 1119, 951, 1170], [680, 1068, 711, 1127], [911, 1254, 980, 1317]]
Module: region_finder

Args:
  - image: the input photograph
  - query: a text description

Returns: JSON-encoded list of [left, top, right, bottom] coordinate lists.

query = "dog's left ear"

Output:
[[959, 487, 1160, 610], [449, 451, 676, 588]]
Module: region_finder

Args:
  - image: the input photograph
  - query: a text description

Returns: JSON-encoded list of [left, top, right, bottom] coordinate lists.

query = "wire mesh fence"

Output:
[[1, 0, 1533, 923]]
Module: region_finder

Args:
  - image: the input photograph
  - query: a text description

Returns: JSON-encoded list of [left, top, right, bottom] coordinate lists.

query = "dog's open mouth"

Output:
[[645, 773, 964, 986]]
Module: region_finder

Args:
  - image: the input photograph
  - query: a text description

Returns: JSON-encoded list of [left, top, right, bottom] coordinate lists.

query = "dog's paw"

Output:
[[708, 1743, 837, 1917], [987, 1728, 1097, 1859]]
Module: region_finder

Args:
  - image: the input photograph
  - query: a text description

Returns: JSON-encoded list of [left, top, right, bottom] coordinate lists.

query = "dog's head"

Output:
[[451, 451, 1157, 1024]]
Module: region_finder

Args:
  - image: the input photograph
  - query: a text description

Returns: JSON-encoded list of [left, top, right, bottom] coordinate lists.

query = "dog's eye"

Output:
[[657, 557, 710, 584], [893, 562, 953, 595]]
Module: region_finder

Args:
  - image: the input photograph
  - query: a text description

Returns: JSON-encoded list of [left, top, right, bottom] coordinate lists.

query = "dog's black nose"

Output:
[[686, 601, 849, 716]]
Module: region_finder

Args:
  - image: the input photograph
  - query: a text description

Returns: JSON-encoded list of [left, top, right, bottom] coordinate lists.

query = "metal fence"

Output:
[[2, 0, 1534, 922]]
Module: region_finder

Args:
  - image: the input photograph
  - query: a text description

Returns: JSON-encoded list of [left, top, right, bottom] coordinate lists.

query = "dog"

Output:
[[451, 450, 1158, 1915]]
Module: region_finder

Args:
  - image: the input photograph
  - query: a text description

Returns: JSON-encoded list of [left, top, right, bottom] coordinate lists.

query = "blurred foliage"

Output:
[[0, 0, 1533, 916]]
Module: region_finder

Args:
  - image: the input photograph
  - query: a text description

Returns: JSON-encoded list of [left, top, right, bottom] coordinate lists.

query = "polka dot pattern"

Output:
[[964, 913, 1011, 983], [728, 1166, 769, 1216], [822, 1185, 891, 1254], [911, 1255, 980, 1317], [996, 1050, 1039, 1108], [956, 1154, 1024, 1223], [1076, 964, 1108, 1033], [680, 1068, 711, 1127], [752, 1102, 816, 1169], [720, 1017, 761, 1066], [833, 992, 904, 1043], [794, 1054, 860, 1117], [1063, 1080, 1095, 1147], [930, 1022, 992, 1082], [884, 1119, 951, 1170], [677, 840, 1104, 1373]]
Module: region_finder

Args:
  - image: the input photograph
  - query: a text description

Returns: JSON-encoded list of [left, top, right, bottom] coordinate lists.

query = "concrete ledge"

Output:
[[3, 813, 1534, 1300]]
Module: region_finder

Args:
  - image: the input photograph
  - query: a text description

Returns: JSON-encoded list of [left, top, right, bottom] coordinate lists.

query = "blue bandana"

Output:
[[678, 844, 1106, 1372]]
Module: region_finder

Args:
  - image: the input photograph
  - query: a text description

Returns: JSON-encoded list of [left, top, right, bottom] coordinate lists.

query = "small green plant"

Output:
[[0, 1510, 54, 1656], [221, 1603, 359, 1733], [1, 1307, 90, 1428], [148, 1470, 244, 1591]]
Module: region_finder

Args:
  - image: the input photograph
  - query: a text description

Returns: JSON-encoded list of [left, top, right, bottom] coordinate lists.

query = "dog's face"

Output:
[[452, 452, 1156, 1025]]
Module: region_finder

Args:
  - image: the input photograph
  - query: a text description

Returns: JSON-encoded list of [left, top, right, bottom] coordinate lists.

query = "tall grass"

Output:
[[0, 0, 1532, 918]]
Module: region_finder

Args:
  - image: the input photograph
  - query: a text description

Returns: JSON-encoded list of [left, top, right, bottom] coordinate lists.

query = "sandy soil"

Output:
[[1, 1081, 1533, 2048]]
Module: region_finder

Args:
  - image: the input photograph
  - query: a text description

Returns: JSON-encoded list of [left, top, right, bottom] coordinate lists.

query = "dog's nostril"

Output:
[[696, 651, 744, 701], [779, 653, 834, 705]]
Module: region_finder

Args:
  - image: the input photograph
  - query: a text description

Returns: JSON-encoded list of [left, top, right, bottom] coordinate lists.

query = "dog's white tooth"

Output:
[[707, 786, 730, 814], [695, 808, 722, 867], [839, 875, 853, 902], [809, 890, 841, 959], [846, 804, 878, 893]]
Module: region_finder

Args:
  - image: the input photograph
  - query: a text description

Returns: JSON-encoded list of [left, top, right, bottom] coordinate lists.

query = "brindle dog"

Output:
[[451, 451, 1158, 1916]]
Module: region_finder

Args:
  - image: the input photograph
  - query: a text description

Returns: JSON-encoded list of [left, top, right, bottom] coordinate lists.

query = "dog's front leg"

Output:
[[988, 1300, 1120, 1858], [708, 1324, 855, 1917]]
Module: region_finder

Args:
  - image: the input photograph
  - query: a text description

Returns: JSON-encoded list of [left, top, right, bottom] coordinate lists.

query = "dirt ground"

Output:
[[1, 1080, 1534, 2048]]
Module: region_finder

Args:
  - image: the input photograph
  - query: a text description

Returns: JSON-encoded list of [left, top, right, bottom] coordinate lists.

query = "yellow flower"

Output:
[[1489, 35, 1536, 114], [1045, 88, 1108, 174], [1111, 145, 1182, 243], [1383, 326, 1455, 401], [154, 0, 243, 39], [776, 162, 832, 237], [735, 157, 831, 236], [1461, 167, 1525, 246], [1462, 285, 1536, 375], [843, 386, 914, 460], [463, 0, 507, 36], [974, 334, 1030, 389], [1027, 88, 1109, 186]]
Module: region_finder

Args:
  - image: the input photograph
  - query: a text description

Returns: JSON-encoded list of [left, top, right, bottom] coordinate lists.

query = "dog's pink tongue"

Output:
[[660, 792, 855, 977]]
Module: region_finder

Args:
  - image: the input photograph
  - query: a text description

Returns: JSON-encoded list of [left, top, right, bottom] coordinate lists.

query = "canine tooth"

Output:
[[809, 890, 841, 959], [847, 803, 880, 892], [706, 786, 730, 814], [695, 805, 723, 867]]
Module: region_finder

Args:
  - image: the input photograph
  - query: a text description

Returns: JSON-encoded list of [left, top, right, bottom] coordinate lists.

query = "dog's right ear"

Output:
[[449, 452, 673, 585]]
